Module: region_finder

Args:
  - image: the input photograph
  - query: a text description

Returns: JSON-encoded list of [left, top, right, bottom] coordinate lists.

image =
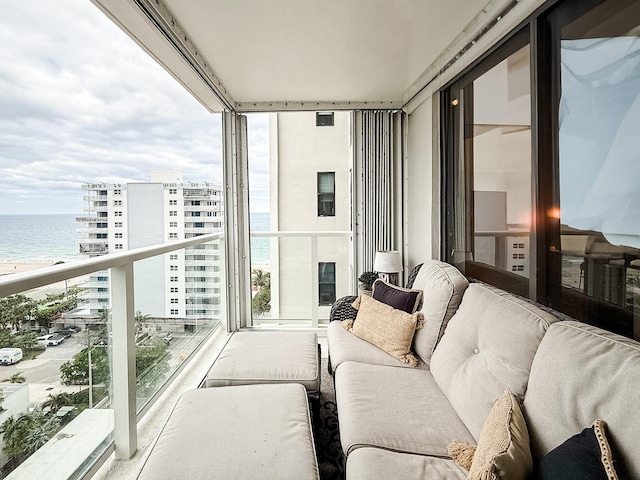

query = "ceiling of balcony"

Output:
[[92, 0, 514, 112]]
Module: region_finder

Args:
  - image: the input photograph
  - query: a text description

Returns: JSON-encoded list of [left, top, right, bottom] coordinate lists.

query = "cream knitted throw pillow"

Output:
[[343, 294, 424, 366], [467, 389, 532, 480]]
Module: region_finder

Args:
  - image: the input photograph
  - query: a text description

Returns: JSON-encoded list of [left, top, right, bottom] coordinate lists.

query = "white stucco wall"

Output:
[[405, 96, 438, 271], [270, 112, 352, 320]]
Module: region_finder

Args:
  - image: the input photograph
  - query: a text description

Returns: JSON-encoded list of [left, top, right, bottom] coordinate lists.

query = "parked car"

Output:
[[55, 329, 77, 338], [0, 348, 23, 365], [36, 334, 65, 347]]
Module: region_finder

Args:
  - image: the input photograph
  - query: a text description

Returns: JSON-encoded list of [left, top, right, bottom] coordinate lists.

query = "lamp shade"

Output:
[[373, 250, 402, 273]]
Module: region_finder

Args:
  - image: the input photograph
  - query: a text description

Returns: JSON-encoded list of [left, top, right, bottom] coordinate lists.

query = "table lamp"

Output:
[[374, 250, 402, 285]]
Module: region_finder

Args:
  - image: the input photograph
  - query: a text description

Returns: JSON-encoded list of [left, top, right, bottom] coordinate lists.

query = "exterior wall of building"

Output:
[[76, 171, 223, 327], [269, 112, 352, 320]]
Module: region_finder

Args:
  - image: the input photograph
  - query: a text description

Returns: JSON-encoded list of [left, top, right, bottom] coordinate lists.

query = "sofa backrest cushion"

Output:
[[430, 283, 559, 440], [524, 321, 640, 478], [410, 260, 469, 366]]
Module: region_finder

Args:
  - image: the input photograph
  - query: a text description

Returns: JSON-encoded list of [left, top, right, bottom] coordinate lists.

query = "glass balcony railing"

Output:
[[249, 230, 353, 328], [0, 233, 226, 479]]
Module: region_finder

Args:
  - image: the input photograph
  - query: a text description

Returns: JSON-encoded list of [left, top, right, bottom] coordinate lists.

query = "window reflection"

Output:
[[472, 45, 532, 279], [559, 3, 640, 318]]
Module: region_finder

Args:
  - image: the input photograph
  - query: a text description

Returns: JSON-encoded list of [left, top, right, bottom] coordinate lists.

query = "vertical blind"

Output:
[[358, 110, 402, 271]]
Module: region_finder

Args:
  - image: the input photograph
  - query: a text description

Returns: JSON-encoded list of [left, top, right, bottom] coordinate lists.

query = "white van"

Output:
[[0, 348, 23, 365]]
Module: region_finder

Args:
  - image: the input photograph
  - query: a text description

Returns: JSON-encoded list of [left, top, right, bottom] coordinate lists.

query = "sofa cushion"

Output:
[[345, 294, 423, 366], [335, 361, 475, 456], [538, 420, 626, 480], [524, 321, 640, 478], [372, 279, 423, 313], [410, 260, 469, 366], [347, 447, 468, 480], [327, 320, 427, 371], [430, 283, 558, 439], [468, 389, 532, 480]]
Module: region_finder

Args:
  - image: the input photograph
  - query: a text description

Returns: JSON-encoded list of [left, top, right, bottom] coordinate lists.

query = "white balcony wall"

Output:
[[406, 96, 439, 270]]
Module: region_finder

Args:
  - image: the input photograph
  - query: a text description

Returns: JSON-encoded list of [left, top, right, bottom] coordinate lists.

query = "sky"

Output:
[[0, 0, 270, 215]]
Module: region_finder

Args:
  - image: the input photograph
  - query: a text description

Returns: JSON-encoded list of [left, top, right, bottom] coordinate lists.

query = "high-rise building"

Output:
[[76, 170, 224, 328], [266, 112, 352, 321]]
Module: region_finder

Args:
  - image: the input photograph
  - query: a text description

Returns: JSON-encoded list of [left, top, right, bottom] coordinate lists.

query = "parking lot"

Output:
[[0, 330, 205, 406]]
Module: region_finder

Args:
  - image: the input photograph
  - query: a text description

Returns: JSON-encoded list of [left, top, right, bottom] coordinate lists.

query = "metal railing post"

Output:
[[111, 263, 137, 459], [311, 236, 319, 328]]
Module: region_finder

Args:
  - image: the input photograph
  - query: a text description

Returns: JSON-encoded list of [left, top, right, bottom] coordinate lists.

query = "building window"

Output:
[[170, 298, 179, 304], [317, 172, 335, 216], [96, 233, 107, 239], [169, 188, 177, 194], [169, 221, 178, 228], [318, 262, 336, 305], [114, 233, 123, 239], [114, 189, 121, 195], [115, 244, 123, 249], [169, 199, 177, 205], [170, 254, 178, 260], [169, 211, 177, 216], [170, 265, 178, 271], [114, 222, 123, 228], [170, 287, 179, 293], [170, 309, 179, 315], [113, 200, 122, 206], [316, 112, 334, 127], [169, 233, 178, 239]]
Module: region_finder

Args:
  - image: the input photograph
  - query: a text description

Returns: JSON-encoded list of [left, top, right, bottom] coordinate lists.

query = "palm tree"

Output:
[[134, 311, 151, 341], [42, 392, 74, 413], [2, 373, 25, 384]]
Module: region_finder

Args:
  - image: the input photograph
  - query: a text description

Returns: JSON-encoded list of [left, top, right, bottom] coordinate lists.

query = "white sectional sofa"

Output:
[[328, 260, 640, 479]]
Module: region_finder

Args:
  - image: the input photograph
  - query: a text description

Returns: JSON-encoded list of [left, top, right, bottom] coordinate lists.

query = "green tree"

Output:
[[0, 295, 37, 330], [59, 347, 110, 386], [136, 344, 171, 398], [251, 269, 271, 316], [0, 410, 60, 464], [33, 286, 84, 329], [0, 329, 14, 349], [12, 332, 37, 351]]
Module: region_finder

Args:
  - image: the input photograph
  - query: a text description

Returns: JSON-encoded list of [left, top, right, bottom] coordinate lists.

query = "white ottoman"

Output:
[[205, 331, 320, 397], [138, 384, 319, 480]]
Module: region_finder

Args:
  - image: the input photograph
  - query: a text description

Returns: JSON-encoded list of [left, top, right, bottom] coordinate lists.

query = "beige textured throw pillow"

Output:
[[344, 294, 423, 366], [468, 389, 532, 480]]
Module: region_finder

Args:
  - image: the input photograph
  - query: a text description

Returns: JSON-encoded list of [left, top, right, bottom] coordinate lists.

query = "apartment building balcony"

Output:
[[83, 195, 108, 202], [79, 243, 108, 255]]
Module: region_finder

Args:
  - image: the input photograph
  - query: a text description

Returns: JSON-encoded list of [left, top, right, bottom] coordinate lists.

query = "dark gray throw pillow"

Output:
[[538, 420, 626, 480], [371, 279, 423, 314]]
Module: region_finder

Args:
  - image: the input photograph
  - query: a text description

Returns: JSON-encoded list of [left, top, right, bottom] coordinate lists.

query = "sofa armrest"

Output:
[[330, 295, 359, 322], [405, 263, 424, 289]]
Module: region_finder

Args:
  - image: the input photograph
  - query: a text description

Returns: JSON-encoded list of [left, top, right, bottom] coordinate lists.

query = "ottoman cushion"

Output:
[[138, 384, 319, 480], [206, 331, 320, 393]]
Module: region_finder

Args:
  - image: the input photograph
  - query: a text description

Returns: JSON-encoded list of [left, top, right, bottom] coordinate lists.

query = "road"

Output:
[[0, 330, 207, 407]]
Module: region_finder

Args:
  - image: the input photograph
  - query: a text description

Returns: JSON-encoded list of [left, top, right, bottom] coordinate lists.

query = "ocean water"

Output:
[[0, 214, 79, 262], [250, 212, 270, 268], [0, 213, 271, 266]]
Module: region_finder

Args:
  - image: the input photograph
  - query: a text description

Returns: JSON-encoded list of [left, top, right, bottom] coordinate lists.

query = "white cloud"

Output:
[[0, 0, 270, 215]]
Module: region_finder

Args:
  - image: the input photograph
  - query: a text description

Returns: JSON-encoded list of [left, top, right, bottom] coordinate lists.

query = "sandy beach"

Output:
[[0, 261, 54, 276], [0, 261, 88, 299]]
